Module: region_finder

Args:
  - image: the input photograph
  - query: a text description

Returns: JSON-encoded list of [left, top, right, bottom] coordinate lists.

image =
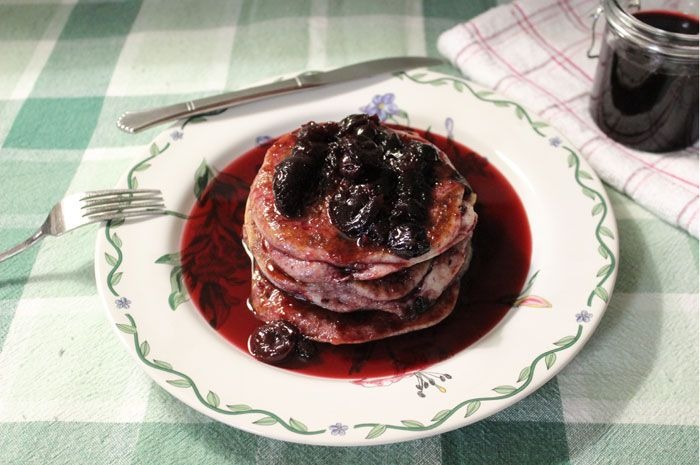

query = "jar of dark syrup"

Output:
[[589, 0, 699, 152]]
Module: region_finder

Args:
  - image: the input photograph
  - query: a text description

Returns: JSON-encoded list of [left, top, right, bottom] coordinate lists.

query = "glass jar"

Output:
[[589, 0, 699, 152]]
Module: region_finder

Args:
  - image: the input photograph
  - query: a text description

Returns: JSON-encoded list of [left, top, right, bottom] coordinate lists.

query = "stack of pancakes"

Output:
[[243, 127, 478, 345]]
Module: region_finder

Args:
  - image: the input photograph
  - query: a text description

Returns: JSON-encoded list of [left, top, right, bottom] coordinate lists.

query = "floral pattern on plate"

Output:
[[95, 69, 618, 446]]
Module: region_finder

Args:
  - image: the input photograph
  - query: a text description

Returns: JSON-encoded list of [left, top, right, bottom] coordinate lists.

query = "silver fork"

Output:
[[0, 189, 165, 263]]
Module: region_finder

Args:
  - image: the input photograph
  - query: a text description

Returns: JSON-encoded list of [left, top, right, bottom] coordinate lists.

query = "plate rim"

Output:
[[94, 69, 619, 446]]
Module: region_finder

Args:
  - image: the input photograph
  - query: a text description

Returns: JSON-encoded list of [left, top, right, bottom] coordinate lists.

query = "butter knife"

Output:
[[116, 56, 442, 133]]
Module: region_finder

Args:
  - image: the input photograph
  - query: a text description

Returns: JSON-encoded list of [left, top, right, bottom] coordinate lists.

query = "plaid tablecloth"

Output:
[[0, 1, 697, 464]]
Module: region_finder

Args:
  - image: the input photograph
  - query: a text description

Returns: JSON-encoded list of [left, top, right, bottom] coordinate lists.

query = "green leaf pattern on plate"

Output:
[[289, 418, 309, 432], [153, 253, 189, 311], [153, 359, 172, 370], [464, 400, 480, 418], [545, 353, 556, 369], [493, 385, 517, 395], [431, 409, 452, 422], [116, 323, 135, 334], [194, 159, 214, 203], [105, 142, 178, 296], [253, 416, 278, 426], [403, 72, 548, 137], [105, 253, 117, 266], [227, 404, 252, 412], [400, 420, 424, 428], [105, 72, 616, 441], [517, 366, 531, 383], [353, 326, 583, 439], [365, 424, 387, 439], [155, 252, 180, 265], [114, 314, 325, 436], [167, 379, 192, 388], [109, 272, 122, 287], [129, 142, 169, 190], [554, 335, 576, 347], [140, 340, 150, 357], [206, 391, 221, 408]]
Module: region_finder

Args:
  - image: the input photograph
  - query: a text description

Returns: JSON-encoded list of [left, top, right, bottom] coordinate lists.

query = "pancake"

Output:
[[242, 115, 479, 350], [263, 199, 476, 282], [249, 266, 463, 345], [247, 129, 472, 277], [244, 215, 430, 302], [245, 214, 471, 315]]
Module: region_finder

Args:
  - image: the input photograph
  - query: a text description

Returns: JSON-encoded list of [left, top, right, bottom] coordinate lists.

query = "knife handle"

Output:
[[116, 76, 319, 133]]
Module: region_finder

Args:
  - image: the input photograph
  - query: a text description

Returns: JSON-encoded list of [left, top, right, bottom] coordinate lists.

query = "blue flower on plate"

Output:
[[361, 93, 399, 121], [115, 297, 131, 310], [549, 136, 562, 147], [170, 130, 183, 141], [256, 135, 272, 145], [575, 309, 592, 323], [329, 422, 348, 436]]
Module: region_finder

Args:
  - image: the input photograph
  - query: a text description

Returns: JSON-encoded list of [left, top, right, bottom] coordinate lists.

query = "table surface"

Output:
[[0, 1, 697, 464]]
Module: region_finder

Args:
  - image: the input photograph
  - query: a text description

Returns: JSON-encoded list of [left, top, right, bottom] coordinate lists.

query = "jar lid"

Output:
[[604, 0, 698, 61]]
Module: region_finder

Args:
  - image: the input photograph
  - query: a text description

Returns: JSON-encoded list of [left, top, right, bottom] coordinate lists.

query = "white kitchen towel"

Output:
[[438, 0, 699, 237]]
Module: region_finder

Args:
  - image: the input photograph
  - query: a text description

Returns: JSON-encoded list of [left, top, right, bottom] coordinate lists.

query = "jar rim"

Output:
[[604, 0, 698, 59]]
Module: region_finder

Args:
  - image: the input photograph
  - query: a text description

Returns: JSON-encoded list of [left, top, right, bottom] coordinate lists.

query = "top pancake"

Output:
[[248, 127, 471, 273]]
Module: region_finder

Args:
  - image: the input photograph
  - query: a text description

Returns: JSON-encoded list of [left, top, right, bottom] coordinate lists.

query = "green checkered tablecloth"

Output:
[[0, 1, 697, 464]]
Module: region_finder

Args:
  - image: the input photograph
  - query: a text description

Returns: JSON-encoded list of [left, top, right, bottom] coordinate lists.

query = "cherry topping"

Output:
[[387, 223, 430, 259], [329, 183, 385, 238], [272, 114, 440, 258], [248, 321, 298, 363], [273, 155, 318, 217]]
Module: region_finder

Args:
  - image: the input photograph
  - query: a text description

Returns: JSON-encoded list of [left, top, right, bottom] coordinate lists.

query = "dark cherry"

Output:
[[296, 121, 339, 142], [319, 145, 340, 187], [273, 154, 318, 217], [391, 197, 427, 224], [337, 136, 383, 181], [387, 223, 430, 258], [292, 140, 327, 161], [329, 183, 384, 237], [385, 143, 430, 175], [409, 141, 439, 163], [338, 113, 380, 138], [248, 321, 299, 363], [354, 136, 383, 161], [376, 131, 402, 152], [396, 178, 429, 201], [361, 220, 390, 246], [339, 151, 363, 180]]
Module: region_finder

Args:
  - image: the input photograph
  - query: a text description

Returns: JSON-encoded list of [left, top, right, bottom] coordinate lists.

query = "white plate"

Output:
[[94, 70, 618, 446]]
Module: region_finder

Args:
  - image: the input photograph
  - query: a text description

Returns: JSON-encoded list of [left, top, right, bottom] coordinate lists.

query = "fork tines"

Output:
[[80, 189, 166, 220], [79, 189, 161, 202]]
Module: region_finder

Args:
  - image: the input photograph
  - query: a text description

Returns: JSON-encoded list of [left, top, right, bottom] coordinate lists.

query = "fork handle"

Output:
[[0, 229, 46, 263]]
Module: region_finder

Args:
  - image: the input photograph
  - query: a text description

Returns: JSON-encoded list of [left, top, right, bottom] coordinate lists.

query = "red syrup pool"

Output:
[[180, 126, 532, 379]]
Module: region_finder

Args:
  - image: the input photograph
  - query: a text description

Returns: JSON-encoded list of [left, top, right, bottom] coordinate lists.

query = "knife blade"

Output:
[[116, 56, 443, 134]]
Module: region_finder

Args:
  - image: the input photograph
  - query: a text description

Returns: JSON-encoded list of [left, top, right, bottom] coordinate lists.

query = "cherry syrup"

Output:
[[180, 127, 532, 379], [590, 10, 699, 152]]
